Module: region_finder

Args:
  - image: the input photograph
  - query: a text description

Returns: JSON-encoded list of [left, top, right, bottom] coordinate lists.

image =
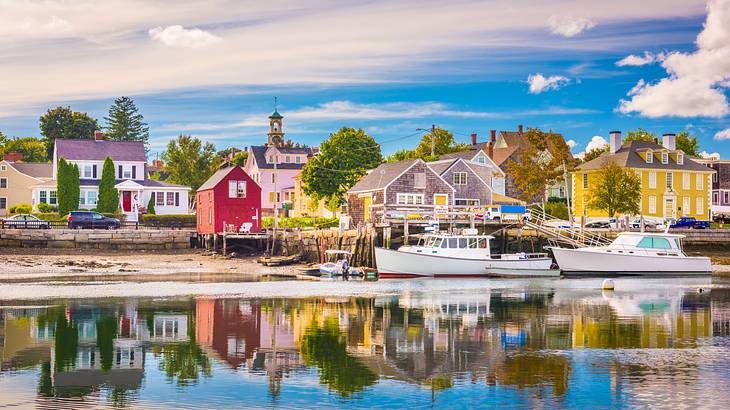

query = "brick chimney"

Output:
[[152, 159, 164, 168], [471, 133, 477, 146], [94, 130, 104, 141], [490, 129, 496, 143], [3, 151, 23, 162], [518, 124, 523, 134], [487, 141, 494, 159]]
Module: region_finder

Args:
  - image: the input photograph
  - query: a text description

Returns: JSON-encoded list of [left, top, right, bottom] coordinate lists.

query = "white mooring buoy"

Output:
[[602, 279, 615, 290]]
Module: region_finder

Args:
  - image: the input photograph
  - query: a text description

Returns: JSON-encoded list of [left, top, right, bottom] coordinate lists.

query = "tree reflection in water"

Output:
[[155, 314, 212, 386], [494, 353, 571, 397], [300, 318, 378, 397], [96, 316, 117, 372], [53, 311, 78, 372]]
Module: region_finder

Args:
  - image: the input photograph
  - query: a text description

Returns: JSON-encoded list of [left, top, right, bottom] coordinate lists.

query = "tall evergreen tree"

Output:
[[70, 163, 80, 212], [97, 156, 119, 212], [104, 97, 149, 146], [57, 158, 74, 215]]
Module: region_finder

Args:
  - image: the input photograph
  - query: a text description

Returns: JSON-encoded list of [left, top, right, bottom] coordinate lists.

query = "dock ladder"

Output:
[[524, 207, 612, 248]]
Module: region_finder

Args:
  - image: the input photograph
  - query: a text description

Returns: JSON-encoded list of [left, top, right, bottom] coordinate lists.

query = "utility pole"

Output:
[[563, 160, 573, 224], [431, 124, 436, 157], [273, 155, 278, 230]]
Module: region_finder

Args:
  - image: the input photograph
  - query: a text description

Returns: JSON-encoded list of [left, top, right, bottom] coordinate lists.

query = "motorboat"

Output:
[[319, 250, 363, 277], [549, 232, 712, 275], [374, 230, 554, 278]]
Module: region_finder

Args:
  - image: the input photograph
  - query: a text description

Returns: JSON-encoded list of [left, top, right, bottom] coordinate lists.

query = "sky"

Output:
[[0, 0, 729, 160]]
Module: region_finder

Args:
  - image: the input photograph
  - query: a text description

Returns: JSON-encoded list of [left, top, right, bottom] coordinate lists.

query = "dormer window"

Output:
[[662, 152, 668, 164], [268, 155, 273, 163], [677, 153, 684, 165], [646, 150, 653, 164]]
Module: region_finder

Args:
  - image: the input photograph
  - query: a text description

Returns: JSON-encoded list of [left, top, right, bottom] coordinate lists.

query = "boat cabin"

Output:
[[607, 232, 685, 254], [410, 232, 493, 260]]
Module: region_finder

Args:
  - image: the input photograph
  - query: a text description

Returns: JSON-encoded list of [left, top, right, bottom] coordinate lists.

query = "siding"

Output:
[[440, 161, 492, 206], [384, 162, 453, 213]]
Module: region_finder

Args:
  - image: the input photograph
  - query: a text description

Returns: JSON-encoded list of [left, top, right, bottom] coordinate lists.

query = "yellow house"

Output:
[[288, 173, 338, 218], [572, 132, 714, 220], [0, 159, 53, 216]]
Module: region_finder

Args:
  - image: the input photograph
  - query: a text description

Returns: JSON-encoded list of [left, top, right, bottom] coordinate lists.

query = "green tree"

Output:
[[301, 127, 383, 208], [96, 316, 118, 372], [505, 128, 575, 203], [588, 160, 642, 218], [39, 106, 99, 158], [386, 149, 417, 162], [71, 163, 80, 211], [97, 156, 119, 212], [104, 96, 149, 146], [414, 127, 468, 161], [57, 158, 73, 214], [0, 136, 48, 162], [146, 194, 156, 214], [231, 151, 248, 166], [624, 128, 656, 142], [583, 145, 609, 162], [676, 131, 700, 156], [162, 135, 220, 193]]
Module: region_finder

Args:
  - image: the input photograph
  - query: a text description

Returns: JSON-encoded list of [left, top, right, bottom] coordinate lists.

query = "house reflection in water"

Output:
[[1, 285, 730, 406]]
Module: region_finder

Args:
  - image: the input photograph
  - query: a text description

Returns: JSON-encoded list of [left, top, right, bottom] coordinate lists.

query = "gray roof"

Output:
[[427, 159, 457, 175], [8, 162, 52, 178], [439, 150, 479, 161], [197, 166, 238, 191], [56, 139, 147, 162], [250, 145, 313, 170], [578, 140, 714, 172], [427, 158, 494, 186], [349, 159, 418, 192]]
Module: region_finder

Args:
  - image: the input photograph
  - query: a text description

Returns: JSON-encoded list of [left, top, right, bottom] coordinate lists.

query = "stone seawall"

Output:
[[0, 229, 194, 250], [273, 228, 376, 267]]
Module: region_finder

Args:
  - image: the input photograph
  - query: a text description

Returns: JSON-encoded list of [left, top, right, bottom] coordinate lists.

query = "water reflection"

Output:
[[2, 282, 730, 408]]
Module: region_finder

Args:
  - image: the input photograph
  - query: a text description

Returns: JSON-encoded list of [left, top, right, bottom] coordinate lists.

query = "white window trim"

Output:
[[0, 196, 7, 210], [0, 177, 7, 189], [666, 172, 673, 189], [661, 152, 668, 164], [682, 173, 690, 190], [649, 172, 656, 189], [677, 154, 684, 165], [648, 195, 657, 214], [453, 172, 467, 186], [396, 193, 425, 206], [582, 173, 588, 189], [696, 174, 704, 190], [646, 150, 653, 164], [455, 198, 480, 206], [696, 197, 704, 215], [0, 165, 6, 171]]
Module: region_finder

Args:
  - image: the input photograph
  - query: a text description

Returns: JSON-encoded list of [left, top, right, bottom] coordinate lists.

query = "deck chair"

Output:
[[239, 222, 253, 234]]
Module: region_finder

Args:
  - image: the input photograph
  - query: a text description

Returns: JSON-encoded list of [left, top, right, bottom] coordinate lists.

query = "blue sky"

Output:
[[1, 0, 729, 159]]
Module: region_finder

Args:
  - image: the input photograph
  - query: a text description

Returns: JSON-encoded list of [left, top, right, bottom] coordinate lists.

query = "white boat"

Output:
[[374, 231, 554, 278], [550, 232, 712, 275], [319, 250, 363, 277]]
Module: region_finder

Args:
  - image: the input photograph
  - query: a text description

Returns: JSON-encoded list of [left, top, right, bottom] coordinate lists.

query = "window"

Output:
[[677, 154, 684, 165], [696, 174, 703, 190], [649, 172, 656, 189], [271, 173, 276, 184], [87, 191, 97, 206], [696, 197, 704, 214], [229, 180, 237, 198], [175, 192, 180, 207], [683, 173, 690, 189], [40, 190, 47, 203], [83, 165, 92, 178], [123, 166, 131, 179], [49, 191, 57, 205], [79, 192, 85, 206], [156, 192, 164, 206], [0, 197, 6, 210], [724, 191, 730, 205], [559, 186, 565, 198], [268, 155, 274, 163], [661, 152, 668, 164], [0, 177, 6, 188], [683, 197, 690, 215], [448, 238, 458, 248], [455, 199, 479, 206], [714, 192, 719, 205], [714, 172, 719, 183], [646, 150, 653, 163], [666, 172, 673, 189], [166, 192, 174, 206], [414, 173, 427, 189], [286, 156, 290, 163], [637, 236, 672, 250], [648, 195, 656, 214], [477, 155, 486, 164], [396, 193, 424, 205], [582, 173, 588, 189], [0, 165, 6, 171], [269, 192, 275, 202], [209, 208, 212, 225], [453, 172, 467, 185], [295, 156, 301, 163]]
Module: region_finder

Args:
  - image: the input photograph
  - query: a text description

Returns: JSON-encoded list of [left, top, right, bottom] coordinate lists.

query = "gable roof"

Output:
[[56, 139, 147, 162], [349, 160, 419, 193], [197, 166, 240, 191], [249, 145, 313, 170], [426, 159, 457, 175], [6, 162, 52, 178], [578, 140, 714, 172], [439, 150, 479, 161]]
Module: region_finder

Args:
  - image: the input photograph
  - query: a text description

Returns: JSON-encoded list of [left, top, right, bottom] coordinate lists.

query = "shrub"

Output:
[[34, 212, 64, 221], [262, 216, 339, 229], [547, 196, 567, 204], [146, 194, 156, 215], [141, 214, 196, 227], [9, 203, 32, 214], [543, 201, 569, 220], [37, 202, 58, 213], [97, 157, 119, 212]]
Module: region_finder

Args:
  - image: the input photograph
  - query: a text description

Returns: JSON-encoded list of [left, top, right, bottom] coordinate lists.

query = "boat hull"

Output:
[[375, 247, 553, 278], [551, 246, 712, 275]]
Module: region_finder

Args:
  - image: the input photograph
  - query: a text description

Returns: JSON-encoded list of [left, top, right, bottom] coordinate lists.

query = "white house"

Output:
[[31, 132, 190, 221]]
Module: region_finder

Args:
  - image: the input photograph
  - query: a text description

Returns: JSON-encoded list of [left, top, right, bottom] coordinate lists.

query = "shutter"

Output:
[[132, 165, 136, 179], [118, 165, 123, 178], [93, 165, 97, 179], [175, 192, 180, 207]]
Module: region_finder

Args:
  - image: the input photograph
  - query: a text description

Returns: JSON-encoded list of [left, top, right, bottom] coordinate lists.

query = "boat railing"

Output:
[[490, 252, 549, 260], [526, 206, 613, 248]]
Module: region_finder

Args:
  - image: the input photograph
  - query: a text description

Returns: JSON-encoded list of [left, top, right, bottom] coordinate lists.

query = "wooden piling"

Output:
[[403, 217, 409, 246]]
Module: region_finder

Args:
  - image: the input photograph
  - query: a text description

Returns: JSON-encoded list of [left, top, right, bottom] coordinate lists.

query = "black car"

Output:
[[67, 211, 121, 230]]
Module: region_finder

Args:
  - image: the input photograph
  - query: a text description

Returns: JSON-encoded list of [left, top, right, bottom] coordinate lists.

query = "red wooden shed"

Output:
[[196, 166, 262, 234]]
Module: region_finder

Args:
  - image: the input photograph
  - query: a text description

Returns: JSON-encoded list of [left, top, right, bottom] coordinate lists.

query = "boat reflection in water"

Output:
[[3, 280, 730, 408]]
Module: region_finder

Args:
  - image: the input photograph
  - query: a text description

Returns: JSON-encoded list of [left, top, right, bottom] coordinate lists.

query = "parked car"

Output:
[[485, 206, 501, 221], [67, 211, 121, 230], [585, 220, 611, 229], [1, 214, 51, 229], [670, 217, 710, 229]]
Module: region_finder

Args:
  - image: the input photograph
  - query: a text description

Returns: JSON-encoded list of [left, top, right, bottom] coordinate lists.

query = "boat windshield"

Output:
[[422, 235, 489, 249], [636, 236, 673, 250]]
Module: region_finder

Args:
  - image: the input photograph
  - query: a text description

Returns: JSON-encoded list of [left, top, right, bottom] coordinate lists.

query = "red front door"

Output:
[[122, 191, 132, 212]]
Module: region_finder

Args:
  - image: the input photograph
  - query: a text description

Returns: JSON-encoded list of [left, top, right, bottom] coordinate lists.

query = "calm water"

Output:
[[2, 278, 730, 409]]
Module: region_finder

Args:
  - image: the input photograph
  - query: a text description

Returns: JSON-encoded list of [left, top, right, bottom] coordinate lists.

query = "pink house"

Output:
[[244, 110, 316, 215]]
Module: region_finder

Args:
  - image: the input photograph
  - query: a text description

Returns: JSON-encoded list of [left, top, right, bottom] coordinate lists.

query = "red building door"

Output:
[[122, 191, 132, 212]]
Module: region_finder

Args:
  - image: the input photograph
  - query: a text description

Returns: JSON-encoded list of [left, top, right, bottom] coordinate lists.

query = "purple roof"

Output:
[[78, 179, 189, 188], [56, 139, 147, 162]]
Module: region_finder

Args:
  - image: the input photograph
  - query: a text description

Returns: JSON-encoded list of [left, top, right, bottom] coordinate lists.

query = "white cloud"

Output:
[[548, 15, 595, 37], [149, 25, 221, 48], [586, 135, 608, 152], [615, 51, 665, 66], [618, 0, 730, 118], [566, 139, 578, 149], [700, 150, 721, 159], [527, 73, 570, 94], [715, 128, 730, 140]]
